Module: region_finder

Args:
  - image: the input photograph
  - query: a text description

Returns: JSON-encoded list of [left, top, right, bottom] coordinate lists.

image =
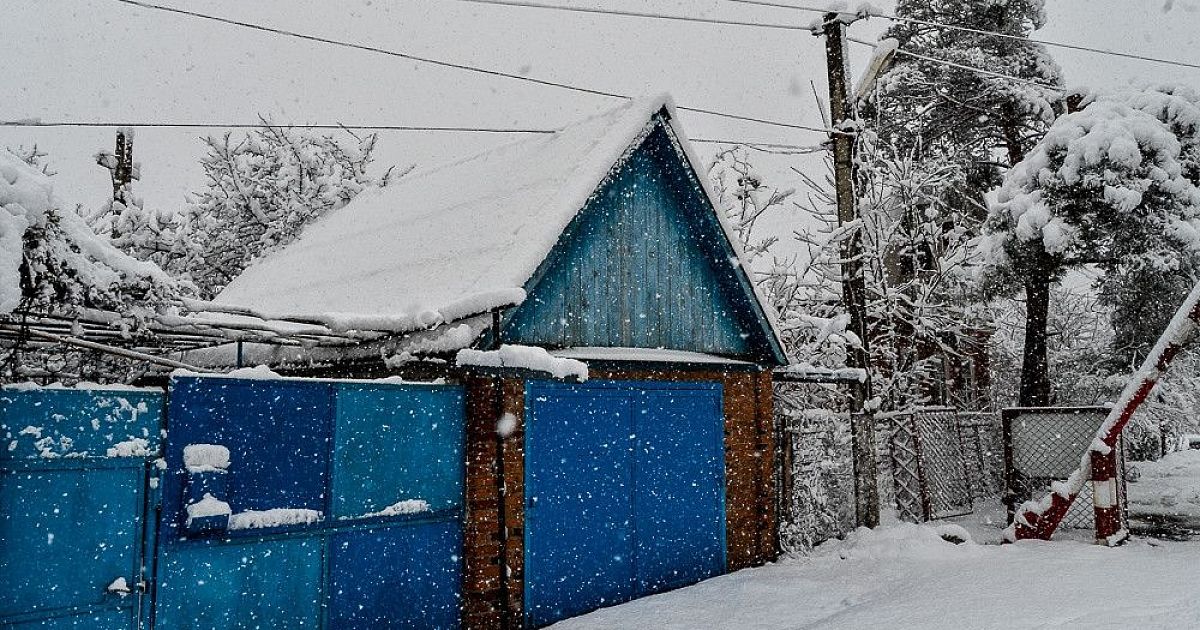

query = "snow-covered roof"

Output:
[[217, 94, 785, 356]]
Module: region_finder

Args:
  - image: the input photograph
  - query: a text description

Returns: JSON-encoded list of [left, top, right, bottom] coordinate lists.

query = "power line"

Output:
[[447, 0, 811, 31], [0, 120, 558, 133], [0, 119, 827, 152], [879, 8, 1200, 71], [845, 37, 1061, 90], [725, 0, 1200, 71], [691, 138, 825, 153], [108, 0, 833, 135]]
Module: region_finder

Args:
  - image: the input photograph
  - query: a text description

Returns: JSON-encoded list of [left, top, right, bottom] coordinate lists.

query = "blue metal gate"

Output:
[[1, 387, 164, 629], [524, 380, 726, 628], [154, 376, 465, 629]]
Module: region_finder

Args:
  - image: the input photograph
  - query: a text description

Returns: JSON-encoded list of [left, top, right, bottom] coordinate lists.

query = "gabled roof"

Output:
[[217, 95, 786, 361]]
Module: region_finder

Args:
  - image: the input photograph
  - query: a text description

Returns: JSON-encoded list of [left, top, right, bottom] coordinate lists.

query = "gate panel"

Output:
[[633, 387, 726, 594], [332, 384, 465, 516], [154, 538, 323, 629], [162, 377, 333, 540], [524, 380, 727, 628], [158, 376, 464, 629], [525, 384, 635, 628], [0, 388, 162, 629], [328, 519, 462, 629]]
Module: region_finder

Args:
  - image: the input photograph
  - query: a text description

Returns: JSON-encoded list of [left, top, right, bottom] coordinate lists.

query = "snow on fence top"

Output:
[[214, 94, 785, 356]]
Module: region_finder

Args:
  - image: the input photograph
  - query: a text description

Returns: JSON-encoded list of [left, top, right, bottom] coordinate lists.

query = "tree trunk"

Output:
[[1020, 262, 1052, 406]]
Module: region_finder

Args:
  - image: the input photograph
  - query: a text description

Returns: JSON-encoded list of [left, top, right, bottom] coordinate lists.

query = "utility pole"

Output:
[[108, 128, 135, 206], [95, 128, 136, 240], [822, 11, 879, 528]]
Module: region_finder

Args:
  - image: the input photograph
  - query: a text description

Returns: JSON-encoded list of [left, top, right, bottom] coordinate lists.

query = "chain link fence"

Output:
[[778, 406, 856, 551], [958, 411, 1006, 498], [778, 395, 1007, 550], [1002, 407, 1128, 531], [883, 407, 975, 522]]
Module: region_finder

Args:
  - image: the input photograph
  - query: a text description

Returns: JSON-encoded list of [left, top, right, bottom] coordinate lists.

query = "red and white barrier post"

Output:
[[1089, 445, 1124, 545]]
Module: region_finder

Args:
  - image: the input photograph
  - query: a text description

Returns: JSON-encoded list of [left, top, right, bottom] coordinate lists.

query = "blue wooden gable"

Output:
[[502, 114, 787, 365]]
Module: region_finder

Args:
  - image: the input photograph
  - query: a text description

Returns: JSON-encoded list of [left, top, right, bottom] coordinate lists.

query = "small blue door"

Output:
[[524, 380, 725, 628], [0, 388, 163, 630]]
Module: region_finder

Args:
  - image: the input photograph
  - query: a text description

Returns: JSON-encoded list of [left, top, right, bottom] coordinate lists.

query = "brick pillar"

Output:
[[500, 379, 526, 626], [463, 377, 502, 629]]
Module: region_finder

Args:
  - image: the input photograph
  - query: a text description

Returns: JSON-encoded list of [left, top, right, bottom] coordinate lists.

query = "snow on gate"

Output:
[[1, 375, 466, 629]]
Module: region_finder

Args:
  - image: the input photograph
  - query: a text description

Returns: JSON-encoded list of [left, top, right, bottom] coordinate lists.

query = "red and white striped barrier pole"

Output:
[[1007, 281, 1200, 543], [1090, 446, 1124, 545]]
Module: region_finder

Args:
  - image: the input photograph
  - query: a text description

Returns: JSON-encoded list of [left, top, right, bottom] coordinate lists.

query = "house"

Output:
[[204, 94, 787, 628]]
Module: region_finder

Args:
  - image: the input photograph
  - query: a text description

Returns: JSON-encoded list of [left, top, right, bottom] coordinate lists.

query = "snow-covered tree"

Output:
[[714, 140, 983, 412], [867, 0, 1065, 405], [708, 146, 793, 262], [981, 85, 1200, 395], [171, 124, 393, 298], [86, 130, 184, 268], [0, 148, 182, 383], [870, 0, 1063, 198]]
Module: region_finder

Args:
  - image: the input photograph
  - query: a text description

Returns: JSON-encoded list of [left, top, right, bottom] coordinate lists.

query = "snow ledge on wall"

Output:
[[456, 344, 588, 380]]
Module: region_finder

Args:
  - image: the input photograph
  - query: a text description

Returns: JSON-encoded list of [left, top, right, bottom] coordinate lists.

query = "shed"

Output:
[[212, 94, 787, 629]]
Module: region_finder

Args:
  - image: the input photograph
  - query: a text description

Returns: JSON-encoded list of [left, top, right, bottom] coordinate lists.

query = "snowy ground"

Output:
[[1128, 449, 1200, 536], [551, 513, 1200, 630]]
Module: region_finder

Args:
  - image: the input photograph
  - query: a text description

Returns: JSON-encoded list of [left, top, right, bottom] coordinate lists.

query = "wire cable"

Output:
[[725, 0, 1200, 71], [845, 37, 1061, 90], [108, 0, 834, 135], [0, 120, 827, 152], [447, 0, 812, 31], [0, 120, 558, 133]]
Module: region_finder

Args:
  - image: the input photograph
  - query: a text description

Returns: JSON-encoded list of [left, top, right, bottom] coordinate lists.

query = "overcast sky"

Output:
[[3, 0, 1198, 224]]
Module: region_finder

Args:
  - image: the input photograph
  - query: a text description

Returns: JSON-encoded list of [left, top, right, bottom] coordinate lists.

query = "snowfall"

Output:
[[550, 510, 1200, 630]]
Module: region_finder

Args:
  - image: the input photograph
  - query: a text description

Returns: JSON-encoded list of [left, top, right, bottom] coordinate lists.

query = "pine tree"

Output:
[[868, 0, 1065, 405], [981, 85, 1200, 393]]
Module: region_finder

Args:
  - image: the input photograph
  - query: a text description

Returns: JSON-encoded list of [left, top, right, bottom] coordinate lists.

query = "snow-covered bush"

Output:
[[0, 149, 182, 384], [0, 150, 178, 317]]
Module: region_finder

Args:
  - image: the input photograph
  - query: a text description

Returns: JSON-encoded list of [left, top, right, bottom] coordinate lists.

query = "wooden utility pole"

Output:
[[109, 129, 135, 206], [823, 12, 880, 528]]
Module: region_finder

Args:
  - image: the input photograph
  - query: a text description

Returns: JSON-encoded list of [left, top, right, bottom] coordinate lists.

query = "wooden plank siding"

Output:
[[503, 125, 777, 363]]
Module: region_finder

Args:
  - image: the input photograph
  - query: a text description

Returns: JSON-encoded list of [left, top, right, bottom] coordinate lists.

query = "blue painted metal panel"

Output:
[[154, 537, 324, 629], [6, 609, 133, 629], [1, 388, 163, 460], [332, 383, 464, 517], [1, 460, 147, 628], [328, 518, 463, 629], [633, 387, 726, 594], [503, 124, 783, 364], [524, 382, 635, 628], [157, 376, 465, 629], [0, 389, 162, 629], [524, 380, 727, 628], [162, 377, 333, 540]]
